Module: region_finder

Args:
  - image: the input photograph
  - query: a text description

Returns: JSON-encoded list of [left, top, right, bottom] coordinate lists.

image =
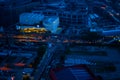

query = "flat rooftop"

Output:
[[50, 65, 97, 80]]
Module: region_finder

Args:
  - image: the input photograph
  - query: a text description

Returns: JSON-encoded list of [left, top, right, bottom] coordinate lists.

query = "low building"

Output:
[[43, 16, 59, 33], [17, 12, 60, 34], [50, 65, 97, 80], [19, 13, 44, 25]]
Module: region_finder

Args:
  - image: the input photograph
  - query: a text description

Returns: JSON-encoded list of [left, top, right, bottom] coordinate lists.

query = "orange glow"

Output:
[[20, 28, 47, 33], [0, 34, 2, 37], [18, 39, 39, 42], [0, 67, 12, 71], [28, 64, 33, 68], [14, 63, 25, 67]]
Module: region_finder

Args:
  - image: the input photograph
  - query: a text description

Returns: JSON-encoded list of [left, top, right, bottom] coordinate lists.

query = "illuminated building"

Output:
[[43, 16, 59, 33], [17, 13, 60, 33], [20, 27, 47, 33], [32, 0, 88, 35], [16, 13, 47, 33], [19, 13, 44, 25], [33, 0, 88, 28]]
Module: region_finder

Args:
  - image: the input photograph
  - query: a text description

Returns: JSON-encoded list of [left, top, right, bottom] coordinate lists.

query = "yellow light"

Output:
[[21, 28, 47, 33]]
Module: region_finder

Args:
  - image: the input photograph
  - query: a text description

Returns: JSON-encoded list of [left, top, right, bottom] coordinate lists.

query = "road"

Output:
[[34, 45, 58, 80]]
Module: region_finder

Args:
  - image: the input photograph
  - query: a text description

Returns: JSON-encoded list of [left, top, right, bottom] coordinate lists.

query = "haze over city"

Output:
[[0, 0, 120, 80]]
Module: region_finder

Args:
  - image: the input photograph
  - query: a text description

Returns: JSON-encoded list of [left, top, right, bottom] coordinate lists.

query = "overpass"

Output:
[[34, 44, 58, 80]]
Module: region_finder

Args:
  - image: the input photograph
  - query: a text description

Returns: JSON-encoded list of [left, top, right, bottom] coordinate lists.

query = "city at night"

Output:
[[0, 0, 120, 80]]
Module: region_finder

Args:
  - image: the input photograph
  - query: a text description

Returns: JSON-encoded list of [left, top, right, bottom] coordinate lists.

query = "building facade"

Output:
[[33, 0, 88, 29]]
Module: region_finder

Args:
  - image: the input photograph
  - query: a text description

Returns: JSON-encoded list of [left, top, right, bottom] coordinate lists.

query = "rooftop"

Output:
[[50, 65, 97, 80]]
